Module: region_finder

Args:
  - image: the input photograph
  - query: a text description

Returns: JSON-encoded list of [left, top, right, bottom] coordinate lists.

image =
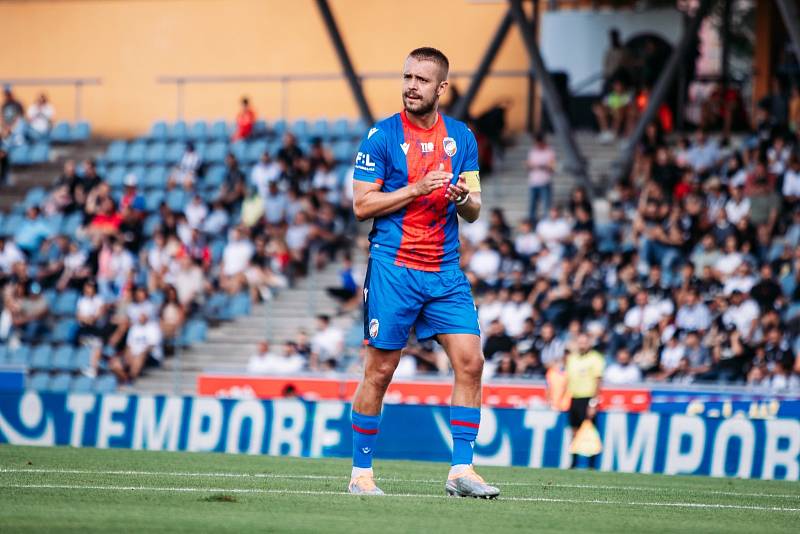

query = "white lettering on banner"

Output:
[[559, 427, 573, 469], [310, 402, 345, 457], [269, 399, 306, 457], [132, 396, 182, 451], [187, 398, 223, 452], [601, 413, 659, 473], [96, 395, 129, 448], [664, 415, 706, 475], [473, 408, 512, 465], [523, 410, 559, 468], [711, 418, 755, 478], [762, 419, 800, 480], [67, 394, 96, 448], [0, 392, 55, 446], [226, 400, 266, 455]]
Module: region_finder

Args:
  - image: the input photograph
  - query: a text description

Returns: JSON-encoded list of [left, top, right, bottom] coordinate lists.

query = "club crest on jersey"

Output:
[[443, 137, 457, 157], [369, 319, 379, 339]]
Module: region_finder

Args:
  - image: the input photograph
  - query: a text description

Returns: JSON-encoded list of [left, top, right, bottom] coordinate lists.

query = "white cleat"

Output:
[[348, 474, 385, 496], [445, 466, 500, 499]]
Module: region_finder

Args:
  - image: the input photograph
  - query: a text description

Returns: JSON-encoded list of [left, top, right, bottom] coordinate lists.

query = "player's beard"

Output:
[[403, 91, 438, 117]]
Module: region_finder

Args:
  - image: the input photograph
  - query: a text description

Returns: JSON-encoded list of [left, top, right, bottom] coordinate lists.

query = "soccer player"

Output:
[[348, 47, 499, 499]]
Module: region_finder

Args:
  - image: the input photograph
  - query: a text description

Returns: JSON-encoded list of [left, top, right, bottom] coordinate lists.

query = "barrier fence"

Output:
[[1, 392, 797, 481]]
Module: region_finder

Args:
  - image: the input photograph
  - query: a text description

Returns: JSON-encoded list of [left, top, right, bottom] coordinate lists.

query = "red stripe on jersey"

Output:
[[450, 419, 480, 429], [352, 424, 379, 435], [395, 111, 451, 271]]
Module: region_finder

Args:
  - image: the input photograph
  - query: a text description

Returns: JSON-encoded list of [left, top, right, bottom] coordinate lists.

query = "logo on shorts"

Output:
[[369, 318, 379, 339], [443, 137, 457, 157]]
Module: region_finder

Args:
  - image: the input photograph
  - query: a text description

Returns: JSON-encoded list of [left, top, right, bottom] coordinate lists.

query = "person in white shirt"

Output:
[[220, 227, 254, 293], [76, 281, 105, 341], [535, 206, 571, 249], [248, 340, 305, 375], [167, 253, 206, 308], [250, 151, 281, 200], [624, 290, 663, 333], [310, 315, 344, 369], [675, 288, 711, 333], [724, 184, 750, 224], [527, 133, 556, 224], [477, 289, 503, 335], [713, 235, 743, 280], [499, 289, 533, 337], [721, 290, 760, 341], [468, 240, 501, 285], [26, 93, 54, 137], [0, 237, 24, 274], [604, 348, 642, 384], [127, 286, 157, 323], [782, 155, 800, 203], [722, 262, 757, 295], [122, 312, 163, 381], [184, 195, 208, 229], [514, 220, 542, 259], [658, 326, 685, 379], [169, 142, 202, 189]]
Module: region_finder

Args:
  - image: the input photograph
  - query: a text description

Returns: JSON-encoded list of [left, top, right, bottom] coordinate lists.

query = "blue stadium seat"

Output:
[[144, 190, 165, 212], [253, 120, 268, 138], [332, 141, 352, 162], [128, 164, 147, 183], [350, 118, 368, 137], [53, 290, 79, 316], [271, 119, 287, 137], [62, 211, 84, 237], [30, 344, 54, 370], [150, 121, 168, 140], [126, 141, 147, 164], [291, 119, 310, 139], [311, 119, 329, 139], [107, 165, 127, 188], [70, 375, 93, 393], [51, 319, 78, 344], [205, 141, 228, 164], [48, 372, 72, 392], [203, 164, 226, 189], [209, 238, 226, 263], [50, 121, 72, 143], [166, 141, 185, 164], [24, 187, 48, 209], [8, 344, 31, 366], [210, 120, 230, 140], [144, 166, 168, 190], [244, 140, 268, 163], [166, 189, 187, 212], [143, 213, 162, 235], [29, 142, 50, 164], [52, 345, 74, 371], [330, 118, 349, 139], [105, 140, 127, 164], [203, 291, 229, 321], [70, 347, 91, 373], [145, 142, 168, 165], [150, 290, 165, 308], [28, 373, 50, 392], [190, 121, 209, 141], [228, 292, 251, 318], [169, 121, 188, 141], [93, 375, 117, 393], [180, 319, 208, 345], [71, 121, 91, 142], [43, 214, 64, 236], [230, 140, 247, 162], [1, 213, 24, 236], [8, 145, 30, 166]]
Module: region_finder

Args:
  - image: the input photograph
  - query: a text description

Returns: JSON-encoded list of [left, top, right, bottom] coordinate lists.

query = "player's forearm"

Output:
[[353, 185, 419, 221], [456, 193, 481, 223]]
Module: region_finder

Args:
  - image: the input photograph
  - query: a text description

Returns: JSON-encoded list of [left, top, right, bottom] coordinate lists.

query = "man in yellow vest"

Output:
[[565, 332, 605, 468]]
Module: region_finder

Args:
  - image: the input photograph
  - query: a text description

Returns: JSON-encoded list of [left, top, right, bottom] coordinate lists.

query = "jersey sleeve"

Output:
[[353, 127, 388, 185], [461, 129, 481, 193]]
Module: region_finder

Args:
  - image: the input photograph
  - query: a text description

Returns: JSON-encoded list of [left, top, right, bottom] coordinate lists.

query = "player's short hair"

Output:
[[408, 47, 449, 81]]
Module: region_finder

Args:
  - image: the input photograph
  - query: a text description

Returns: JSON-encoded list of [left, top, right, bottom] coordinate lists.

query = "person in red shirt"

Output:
[[89, 197, 122, 237], [232, 97, 255, 142]]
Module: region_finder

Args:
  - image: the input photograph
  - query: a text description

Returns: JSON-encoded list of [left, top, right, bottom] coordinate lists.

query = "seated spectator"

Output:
[[536, 206, 571, 250], [159, 285, 185, 347], [500, 288, 532, 338], [113, 311, 163, 382], [326, 253, 360, 313], [241, 187, 264, 228], [686, 130, 720, 177], [250, 151, 280, 199], [76, 281, 106, 343], [14, 206, 51, 256], [120, 174, 146, 214], [483, 319, 514, 361], [0, 237, 25, 281], [247, 340, 305, 375], [468, 240, 501, 287], [169, 142, 202, 190], [721, 289, 760, 342], [782, 155, 800, 210], [1, 85, 23, 127], [184, 194, 208, 230], [0, 126, 10, 185], [277, 133, 304, 168], [168, 252, 206, 309], [88, 197, 123, 238], [604, 347, 642, 384], [13, 282, 49, 343], [263, 180, 287, 227], [592, 79, 633, 143], [26, 93, 54, 138], [202, 200, 229, 235], [232, 97, 256, 142], [675, 287, 711, 333], [218, 153, 246, 210], [219, 227, 254, 294], [310, 315, 344, 369]]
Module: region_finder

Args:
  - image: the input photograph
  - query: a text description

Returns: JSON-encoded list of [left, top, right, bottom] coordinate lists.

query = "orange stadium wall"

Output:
[[0, 0, 531, 137]]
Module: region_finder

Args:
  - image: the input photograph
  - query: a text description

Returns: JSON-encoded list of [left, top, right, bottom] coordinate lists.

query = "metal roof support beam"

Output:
[[315, 0, 374, 125], [452, 10, 515, 122], [775, 0, 800, 66], [508, 0, 589, 187], [611, 0, 716, 183]]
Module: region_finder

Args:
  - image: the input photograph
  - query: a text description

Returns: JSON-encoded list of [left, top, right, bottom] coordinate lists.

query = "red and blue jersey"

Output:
[[353, 111, 479, 272]]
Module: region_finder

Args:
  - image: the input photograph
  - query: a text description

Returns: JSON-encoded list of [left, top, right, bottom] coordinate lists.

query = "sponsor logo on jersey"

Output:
[[369, 318, 379, 338], [361, 447, 372, 454], [420, 141, 434, 153], [443, 137, 457, 157], [368, 127, 379, 139], [400, 142, 409, 155], [355, 151, 376, 171]]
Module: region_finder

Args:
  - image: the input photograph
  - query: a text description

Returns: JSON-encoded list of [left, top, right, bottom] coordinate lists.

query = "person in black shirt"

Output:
[[483, 319, 515, 361], [218, 153, 245, 211], [277, 132, 304, 167]]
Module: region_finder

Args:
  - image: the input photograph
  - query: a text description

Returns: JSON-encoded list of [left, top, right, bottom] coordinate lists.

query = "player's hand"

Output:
[[412, 163, 452, 197], [445, 174, 469, 203]]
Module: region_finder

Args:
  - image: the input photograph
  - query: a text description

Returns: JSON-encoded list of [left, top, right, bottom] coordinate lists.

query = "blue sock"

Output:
[[351, 410, 380, 468], [450, 406, 480, 466]]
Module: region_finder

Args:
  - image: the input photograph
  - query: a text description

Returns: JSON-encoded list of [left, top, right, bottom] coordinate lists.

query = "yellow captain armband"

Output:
[[461, 171, 481, 193]]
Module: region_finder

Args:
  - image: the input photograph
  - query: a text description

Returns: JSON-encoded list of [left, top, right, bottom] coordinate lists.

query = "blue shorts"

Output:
[[362, 258, 480, 350]]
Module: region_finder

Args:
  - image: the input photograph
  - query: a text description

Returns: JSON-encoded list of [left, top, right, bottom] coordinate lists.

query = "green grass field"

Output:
[[0, 445, 798, 533]]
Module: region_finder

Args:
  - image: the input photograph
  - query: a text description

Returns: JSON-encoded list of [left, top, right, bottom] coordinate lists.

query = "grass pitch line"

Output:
[[1, 482, 799, 513], [2, 468, 798, 500]]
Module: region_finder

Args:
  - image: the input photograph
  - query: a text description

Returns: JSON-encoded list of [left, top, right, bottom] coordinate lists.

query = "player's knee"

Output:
[[457, 353, 484, 381], [365, 361, 397, 391]]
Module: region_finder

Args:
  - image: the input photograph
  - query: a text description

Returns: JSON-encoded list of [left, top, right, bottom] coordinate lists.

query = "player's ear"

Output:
[[437, 79, 449, 97]]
